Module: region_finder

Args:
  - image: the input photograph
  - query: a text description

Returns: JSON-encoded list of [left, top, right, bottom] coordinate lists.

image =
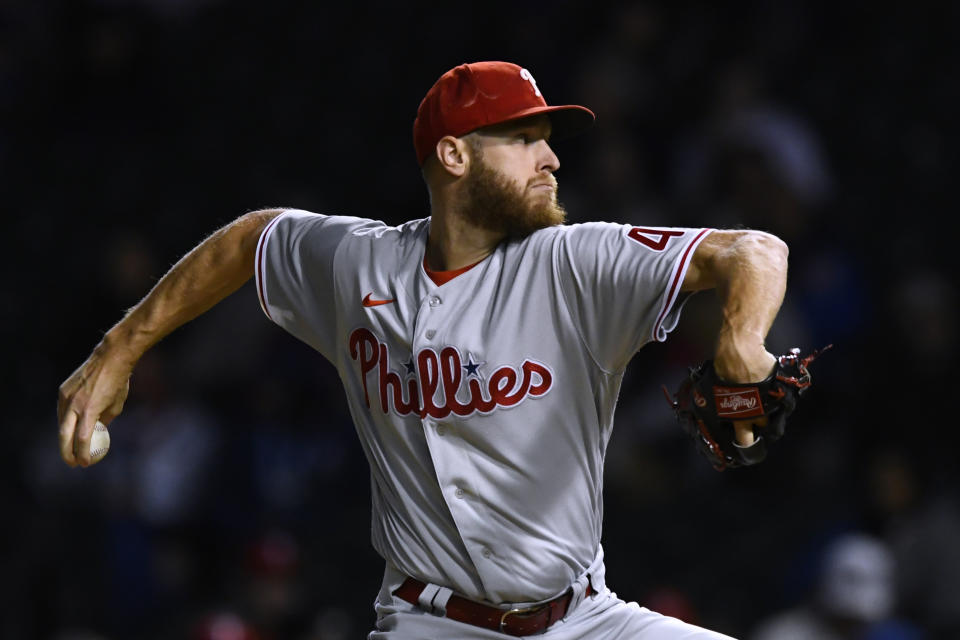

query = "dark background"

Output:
[[3, 1, 958, 639]]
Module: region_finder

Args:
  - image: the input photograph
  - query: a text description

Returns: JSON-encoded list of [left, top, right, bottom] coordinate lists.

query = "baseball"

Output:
[[89, 420, 111, 464]]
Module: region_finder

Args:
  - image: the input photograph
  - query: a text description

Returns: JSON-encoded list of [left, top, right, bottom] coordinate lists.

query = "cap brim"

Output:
[[482, 104, 596, 141], [541, 105, 597, 142]]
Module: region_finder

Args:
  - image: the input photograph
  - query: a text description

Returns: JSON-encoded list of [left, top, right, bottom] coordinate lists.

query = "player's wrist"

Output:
[[713, 329, 775, 383], [100, 322, 149, 369]]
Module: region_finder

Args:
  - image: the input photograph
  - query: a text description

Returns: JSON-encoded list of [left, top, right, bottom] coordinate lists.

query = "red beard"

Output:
[[460, 155, 567, 239]]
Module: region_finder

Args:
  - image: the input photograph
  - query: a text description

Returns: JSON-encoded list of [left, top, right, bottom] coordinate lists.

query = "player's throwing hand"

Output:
[[58, 340, 132, 467]]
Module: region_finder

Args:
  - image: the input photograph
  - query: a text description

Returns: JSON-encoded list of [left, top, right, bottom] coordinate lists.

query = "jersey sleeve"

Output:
[[555, 223, 713, 373], [255, 209, 380, 359]]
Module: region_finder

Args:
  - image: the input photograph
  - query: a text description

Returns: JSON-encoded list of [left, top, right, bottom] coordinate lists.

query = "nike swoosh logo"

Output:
[[362, 293, 395, 307]]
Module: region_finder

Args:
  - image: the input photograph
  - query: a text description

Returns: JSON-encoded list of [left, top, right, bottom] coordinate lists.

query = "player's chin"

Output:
[[525, 187, 560, 209], [527, 186, 557, 204]]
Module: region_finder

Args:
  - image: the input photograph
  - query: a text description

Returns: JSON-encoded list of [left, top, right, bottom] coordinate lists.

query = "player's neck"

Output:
[[425, 207, 503, 271]]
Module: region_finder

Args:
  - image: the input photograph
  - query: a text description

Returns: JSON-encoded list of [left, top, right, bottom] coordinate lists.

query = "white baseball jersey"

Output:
[[255, 209, 712, 605]]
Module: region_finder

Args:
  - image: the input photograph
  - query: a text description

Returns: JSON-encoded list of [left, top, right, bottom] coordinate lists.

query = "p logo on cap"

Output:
[[413, 61, 595, 165]]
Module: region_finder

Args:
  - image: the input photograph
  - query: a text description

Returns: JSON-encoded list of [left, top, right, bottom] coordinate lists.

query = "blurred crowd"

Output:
[[2, 1, 957, 639]]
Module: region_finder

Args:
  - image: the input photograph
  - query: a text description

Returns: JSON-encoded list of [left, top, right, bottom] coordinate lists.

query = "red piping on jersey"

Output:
[[256, 214, 285, 322], [652, 228, 711, 341], [423, 256, 483, 286]]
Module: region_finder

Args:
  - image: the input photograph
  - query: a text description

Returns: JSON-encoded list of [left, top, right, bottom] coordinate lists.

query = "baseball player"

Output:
[[58, 62, 788, 638]]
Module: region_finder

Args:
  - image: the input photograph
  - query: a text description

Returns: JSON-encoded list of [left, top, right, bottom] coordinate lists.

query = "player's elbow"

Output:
[[685, 229, 788, 292], [760, 230, 788, 255], [736, 230, 788, 272]]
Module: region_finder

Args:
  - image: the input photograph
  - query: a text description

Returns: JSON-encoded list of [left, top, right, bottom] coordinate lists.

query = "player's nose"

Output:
[[536, 140, 560, 174]]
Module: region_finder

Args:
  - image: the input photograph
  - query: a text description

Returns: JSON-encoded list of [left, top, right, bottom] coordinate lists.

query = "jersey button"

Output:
[[429, 296, 441, 307], [425, 330, 436, 339], [436, 424, 446, 436], [482, 548, 492, 558], [455, 488, 465, 499]]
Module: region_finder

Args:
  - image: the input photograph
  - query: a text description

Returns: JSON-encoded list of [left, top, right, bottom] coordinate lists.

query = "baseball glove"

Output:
[[664, 345, 831, 471]]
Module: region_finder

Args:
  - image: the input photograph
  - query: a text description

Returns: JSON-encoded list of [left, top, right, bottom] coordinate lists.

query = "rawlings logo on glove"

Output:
[[715, 388, 763, 417], [664, 346, 832, 471]]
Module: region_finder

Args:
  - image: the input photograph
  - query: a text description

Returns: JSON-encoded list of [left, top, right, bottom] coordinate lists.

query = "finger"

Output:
[[74, 412, 97, 467], [59, 408, 79, 467], [57, 380, 76, 426], [734, 422, 755, 447]]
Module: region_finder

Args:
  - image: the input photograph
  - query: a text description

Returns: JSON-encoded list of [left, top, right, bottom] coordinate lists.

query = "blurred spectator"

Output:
[[190, 611, 260, 640], [567, 3, 669, 222], [101, 229, 162, 307], [238, 529, 309, 639], [867, 268, 960, 504], [299, 606, 355, 640], [864, 447, 960, 638], [750, 533, 921, 640], [643, 586, 700, 627], [98, 349, 224, 636], [887, 269, 957, 378], [671, 57, 832, 241]]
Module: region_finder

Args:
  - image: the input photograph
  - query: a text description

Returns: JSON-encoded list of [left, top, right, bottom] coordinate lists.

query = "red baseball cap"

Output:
[[413, 61, 595, 165]]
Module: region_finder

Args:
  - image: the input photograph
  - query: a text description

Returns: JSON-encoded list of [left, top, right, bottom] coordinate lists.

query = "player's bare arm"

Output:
[[57, 208, 283, 468], [680, 230, 788, 447], [682, 229, 787, 378]]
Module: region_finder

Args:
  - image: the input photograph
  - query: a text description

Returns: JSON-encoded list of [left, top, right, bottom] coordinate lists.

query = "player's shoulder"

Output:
[[345, 215, 429, 250], [328, 213, 429, 270], [279, 209, 427, 242]]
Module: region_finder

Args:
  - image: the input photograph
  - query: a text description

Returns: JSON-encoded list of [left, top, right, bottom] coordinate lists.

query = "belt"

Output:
[[393, 577, 593, 637]]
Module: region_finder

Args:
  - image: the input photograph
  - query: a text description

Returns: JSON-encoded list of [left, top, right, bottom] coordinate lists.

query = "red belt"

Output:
[[393, 577, 593, 637]]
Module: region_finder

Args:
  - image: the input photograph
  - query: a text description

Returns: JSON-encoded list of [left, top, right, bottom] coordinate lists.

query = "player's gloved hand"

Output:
[[664, 345, 832, 471], [714, 345, 778, 449], [58, 338, 134, 467]]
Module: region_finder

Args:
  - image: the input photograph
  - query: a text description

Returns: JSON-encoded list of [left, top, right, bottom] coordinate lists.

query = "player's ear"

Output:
[[436, 136, 470, 177]]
